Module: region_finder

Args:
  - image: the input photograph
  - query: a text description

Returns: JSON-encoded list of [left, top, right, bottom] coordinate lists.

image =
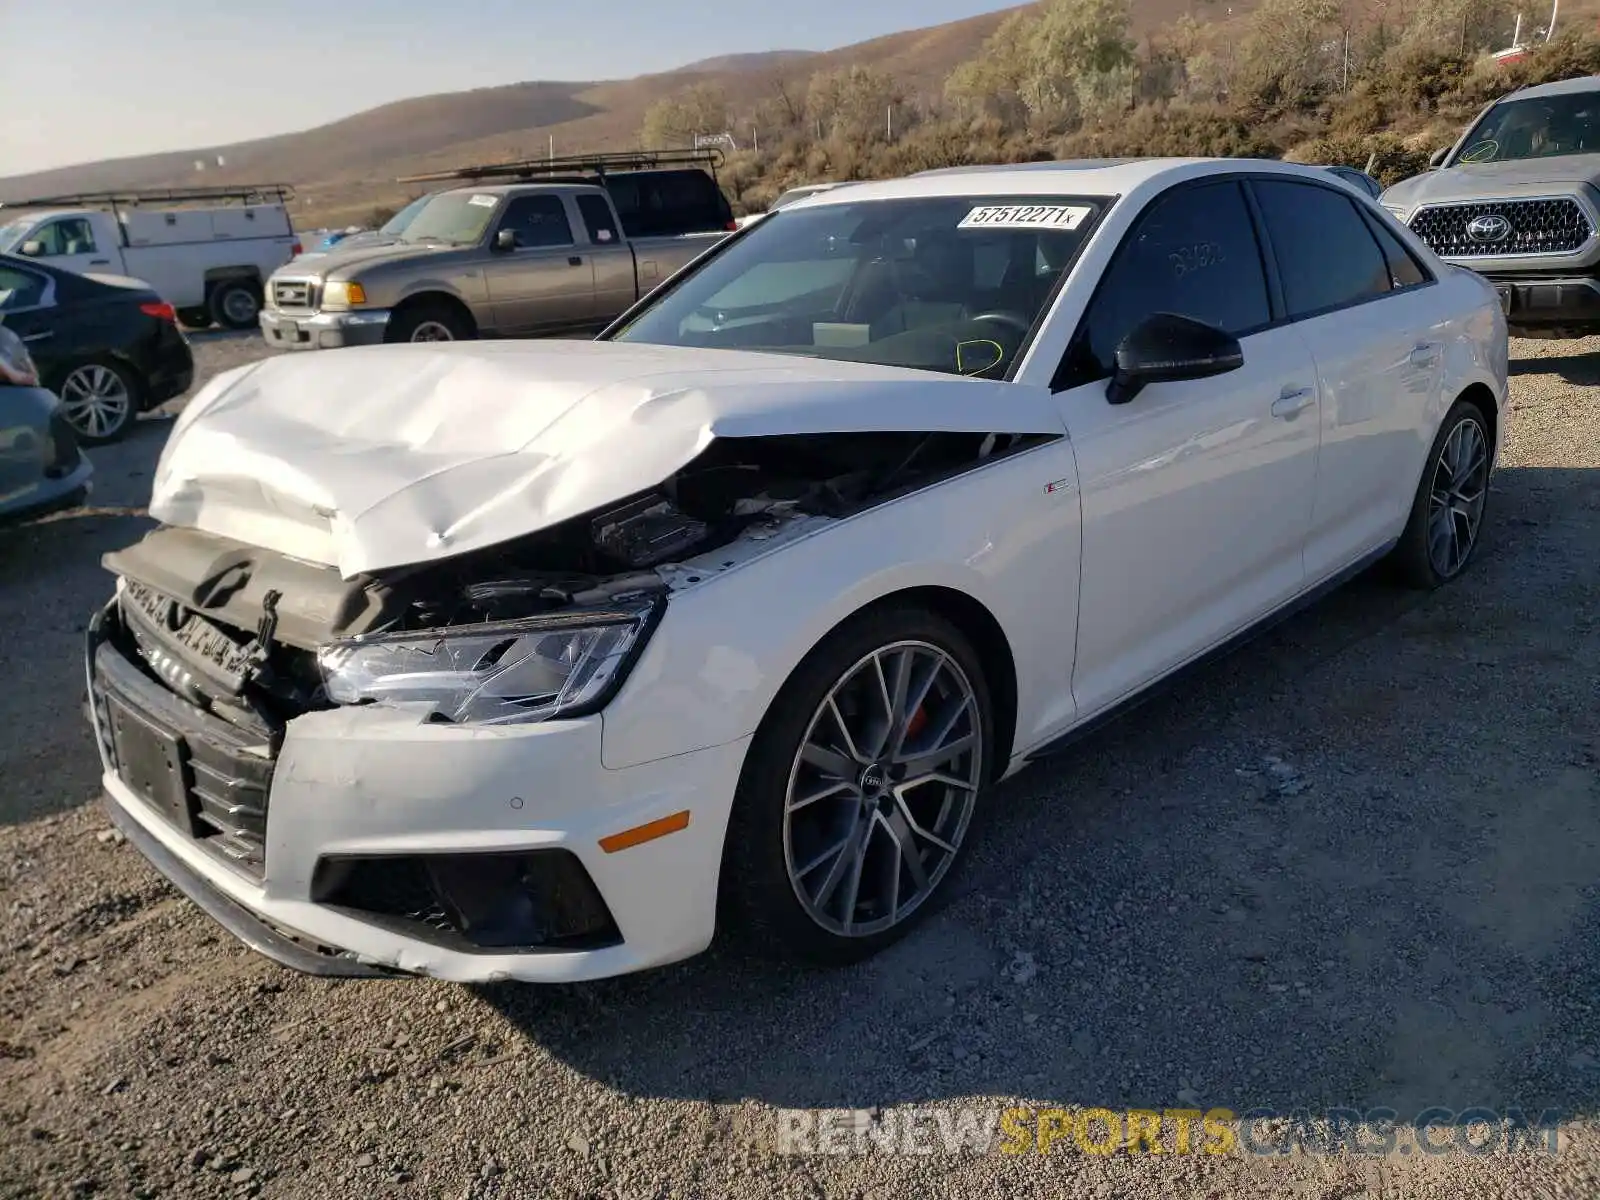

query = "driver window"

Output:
[[1061, 180, 1270, 389], [33, 218, 97, 257]]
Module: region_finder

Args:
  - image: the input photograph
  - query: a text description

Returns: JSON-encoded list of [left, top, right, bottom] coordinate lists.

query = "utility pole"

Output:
[[548, 134, 554, 161]]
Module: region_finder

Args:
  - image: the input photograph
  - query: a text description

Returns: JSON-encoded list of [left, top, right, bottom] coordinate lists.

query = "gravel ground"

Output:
[[1, 331, 1597, 1199]]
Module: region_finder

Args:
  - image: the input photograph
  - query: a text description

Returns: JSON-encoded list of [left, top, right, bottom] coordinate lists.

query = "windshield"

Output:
[[610, 194, 1105, 379], [0, 219, 33, 253], [1455, 92, 1600, 164], [397, 192, 499, 246], [382, 193, 433, 235]]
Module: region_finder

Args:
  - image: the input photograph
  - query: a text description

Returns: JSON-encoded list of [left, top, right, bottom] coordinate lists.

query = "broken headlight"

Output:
[[317, 597, 660, 725]]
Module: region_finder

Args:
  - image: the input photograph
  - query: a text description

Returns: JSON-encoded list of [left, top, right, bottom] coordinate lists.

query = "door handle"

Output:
[[21, 331, 53, 343], [1409, 342, 1440, 368], [1271, 386, 1315, 419], [89, 258, 110, 266], [567, 255, 583, 267]]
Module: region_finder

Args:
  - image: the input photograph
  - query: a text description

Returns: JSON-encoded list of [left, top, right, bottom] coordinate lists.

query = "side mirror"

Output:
[[1428, 145, 1451, 169], [17, 240, 42, 257], [1107, 313, 1243, 405], [493, 229, 517, 253]]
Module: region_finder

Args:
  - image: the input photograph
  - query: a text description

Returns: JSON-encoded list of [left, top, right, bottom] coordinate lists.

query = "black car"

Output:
[[0, 253, 194, 444]]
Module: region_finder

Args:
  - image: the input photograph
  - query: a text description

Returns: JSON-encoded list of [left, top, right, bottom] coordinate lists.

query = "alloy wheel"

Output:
[[59, 365, 132, 440], [409, 320, 455, 342], [1426, 415, 1489, 578], [782, 640, 984, 937]]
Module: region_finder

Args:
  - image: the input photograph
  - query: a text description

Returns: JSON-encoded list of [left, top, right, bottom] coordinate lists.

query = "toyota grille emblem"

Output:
[[1466, 213, 1512, 243]]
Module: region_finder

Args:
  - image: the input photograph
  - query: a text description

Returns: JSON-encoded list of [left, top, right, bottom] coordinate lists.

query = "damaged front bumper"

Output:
[[85, 603, 748, 983]]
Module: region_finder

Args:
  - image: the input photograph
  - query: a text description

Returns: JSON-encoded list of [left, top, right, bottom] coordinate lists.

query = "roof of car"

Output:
[[1506, 73, 1600, 101], [779, 156, 1347, 209]]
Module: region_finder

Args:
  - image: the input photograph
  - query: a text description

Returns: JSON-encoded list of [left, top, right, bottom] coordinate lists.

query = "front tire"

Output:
[[720, 604, 993, 965], [385, 303, 472, 343], [1392, 398, 1493, 589]]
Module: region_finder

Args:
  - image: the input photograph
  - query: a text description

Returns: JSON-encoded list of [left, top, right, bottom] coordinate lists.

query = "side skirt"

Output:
[[1025, 540, 1398, 762]]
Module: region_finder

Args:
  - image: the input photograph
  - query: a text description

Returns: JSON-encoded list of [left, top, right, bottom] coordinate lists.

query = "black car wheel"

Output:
[[55, 358, 139, 444], [209, 281, 262, 330]]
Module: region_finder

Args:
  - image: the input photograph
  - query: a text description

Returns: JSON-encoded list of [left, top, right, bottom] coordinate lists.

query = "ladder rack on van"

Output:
[[0, 183, 296, 211], [396, 149, 724, 185]]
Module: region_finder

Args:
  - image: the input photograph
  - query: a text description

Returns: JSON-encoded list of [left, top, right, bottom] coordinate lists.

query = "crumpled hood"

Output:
[[150, 340, 1064, 578], [1383, 154, 1600, 209]]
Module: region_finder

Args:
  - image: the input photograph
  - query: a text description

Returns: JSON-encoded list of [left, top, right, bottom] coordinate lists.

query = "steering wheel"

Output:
[[969, 311, 1033, 337]]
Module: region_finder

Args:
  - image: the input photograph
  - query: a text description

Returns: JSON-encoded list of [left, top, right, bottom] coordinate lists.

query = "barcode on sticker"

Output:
[[468, 194, 498, 207], [958, 205, 1091, 231]]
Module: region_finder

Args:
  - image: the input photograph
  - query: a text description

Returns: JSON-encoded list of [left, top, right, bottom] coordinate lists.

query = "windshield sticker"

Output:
[[958, 204, 1091, 231], [467, 194, 499, 207]]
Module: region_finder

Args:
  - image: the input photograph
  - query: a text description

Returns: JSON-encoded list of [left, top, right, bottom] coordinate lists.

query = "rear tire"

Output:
[[177, 307, 212, 330], [1392, 398, 1493, 589], [208, 280, 262, 330], [719, 603, 993, 966], [53, 358, 140, 445], [385, 302, 472, 343]]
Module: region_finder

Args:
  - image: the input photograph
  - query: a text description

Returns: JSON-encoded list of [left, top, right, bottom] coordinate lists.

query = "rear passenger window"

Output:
[[1253, 180, 1392, 316], [1067, 180, 1271, 384], [1364, 214, 1429, 288], [576, 194, 620, 244]]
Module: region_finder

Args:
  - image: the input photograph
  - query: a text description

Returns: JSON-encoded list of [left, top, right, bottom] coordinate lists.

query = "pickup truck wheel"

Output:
[[55, 359, 139, 444], [209, 281, 262, 330], [719, 604, 992, 966], [387, 304, 471, 343]]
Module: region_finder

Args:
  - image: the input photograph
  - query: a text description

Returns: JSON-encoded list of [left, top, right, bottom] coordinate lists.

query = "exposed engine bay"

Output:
[[102, 430, 1050, 738]]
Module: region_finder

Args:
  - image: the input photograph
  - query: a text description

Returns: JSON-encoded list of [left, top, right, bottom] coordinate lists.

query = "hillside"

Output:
[[0, 0, 1232, 221]]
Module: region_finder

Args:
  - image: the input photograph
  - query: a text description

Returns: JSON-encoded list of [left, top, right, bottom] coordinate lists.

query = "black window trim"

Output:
[[1241, 175, 1437, 325], [1051, 175, 1277, 393]]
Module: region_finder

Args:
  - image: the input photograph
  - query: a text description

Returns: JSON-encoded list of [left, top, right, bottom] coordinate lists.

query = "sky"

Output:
[[0, 0, 1023, 175]]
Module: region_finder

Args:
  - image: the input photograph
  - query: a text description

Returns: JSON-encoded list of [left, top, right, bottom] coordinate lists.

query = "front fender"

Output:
[[599, 439, 1083, 770]]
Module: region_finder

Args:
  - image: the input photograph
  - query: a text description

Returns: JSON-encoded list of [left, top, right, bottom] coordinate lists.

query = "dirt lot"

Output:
[[1, 331, 1597, 1199]]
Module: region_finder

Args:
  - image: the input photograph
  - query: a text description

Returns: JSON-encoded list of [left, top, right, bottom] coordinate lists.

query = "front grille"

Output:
[[271, 278, 319, 309], [91, 608, 275, 881], [1409, 197, 1593, 258]]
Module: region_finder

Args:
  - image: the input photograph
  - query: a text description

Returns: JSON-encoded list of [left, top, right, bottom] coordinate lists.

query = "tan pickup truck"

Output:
[[260, 177, 729, 348]]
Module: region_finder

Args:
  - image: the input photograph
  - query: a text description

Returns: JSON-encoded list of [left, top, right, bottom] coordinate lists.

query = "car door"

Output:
[[1249, 177, 1445, 580], [20, 217, 110, 277], [574, 193, 638, 324], [482, 195, 593, 335], [1051, 178, 1322, 717]]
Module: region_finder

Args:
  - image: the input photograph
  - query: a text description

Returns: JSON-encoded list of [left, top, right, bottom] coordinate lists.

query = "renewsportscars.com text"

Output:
[[775, 1107, 1564, 1157]]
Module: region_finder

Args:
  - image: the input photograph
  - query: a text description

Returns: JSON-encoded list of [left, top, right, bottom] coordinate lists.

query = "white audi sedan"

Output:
[[86, 158, 1508, 982]]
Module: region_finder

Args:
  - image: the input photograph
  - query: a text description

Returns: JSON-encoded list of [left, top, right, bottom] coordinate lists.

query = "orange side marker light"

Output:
[[599, 810, 692, 854]]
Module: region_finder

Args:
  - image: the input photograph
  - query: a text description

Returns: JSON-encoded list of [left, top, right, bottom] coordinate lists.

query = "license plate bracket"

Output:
[[107, 697, 194, 835], [1496, 285, 1513, 315]]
